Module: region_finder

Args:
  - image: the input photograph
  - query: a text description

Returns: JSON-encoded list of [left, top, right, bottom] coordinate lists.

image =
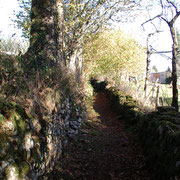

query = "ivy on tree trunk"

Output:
[[27, 0, 63, 69]]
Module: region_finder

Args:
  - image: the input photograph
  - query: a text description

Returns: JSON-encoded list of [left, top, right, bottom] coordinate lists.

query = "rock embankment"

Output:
[[0, 95, 86, 179]]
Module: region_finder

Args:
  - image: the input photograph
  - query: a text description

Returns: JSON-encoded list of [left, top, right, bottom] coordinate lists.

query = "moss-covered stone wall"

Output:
[[105, 87, 180, 180], [0, 95, 86, 179]]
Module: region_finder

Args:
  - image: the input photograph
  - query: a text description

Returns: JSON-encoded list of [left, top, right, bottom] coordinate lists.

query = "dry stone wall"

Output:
[[105, 86, 180, 180], [0, 95, 86, 179]]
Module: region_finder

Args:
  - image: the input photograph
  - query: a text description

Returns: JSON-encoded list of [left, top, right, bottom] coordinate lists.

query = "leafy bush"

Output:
[[166, 76, 172, 84], [0, 54, 26, 97], [0, 51, 87, 129]]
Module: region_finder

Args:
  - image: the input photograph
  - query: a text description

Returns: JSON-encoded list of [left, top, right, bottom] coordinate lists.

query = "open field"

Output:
[[114, 80, 180, 111]]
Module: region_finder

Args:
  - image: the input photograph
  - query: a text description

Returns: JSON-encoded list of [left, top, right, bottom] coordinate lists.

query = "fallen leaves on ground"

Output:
[[49, 92, 152, 180]]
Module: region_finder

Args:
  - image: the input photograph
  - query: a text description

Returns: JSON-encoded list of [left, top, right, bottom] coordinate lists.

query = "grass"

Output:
[[0, 36, 29, 55], [112, 79, 180, 111]]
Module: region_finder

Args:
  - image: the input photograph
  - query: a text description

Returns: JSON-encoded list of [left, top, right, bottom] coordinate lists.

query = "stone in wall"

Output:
[[0, 94, 86, 179]]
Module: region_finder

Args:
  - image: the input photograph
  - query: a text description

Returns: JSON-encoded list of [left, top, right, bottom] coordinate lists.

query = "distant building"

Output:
[[149, 70, 171, 84]]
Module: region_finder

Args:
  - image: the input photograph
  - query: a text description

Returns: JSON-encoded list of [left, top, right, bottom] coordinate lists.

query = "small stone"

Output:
[[32, 119, 41, 133], [1, 120, 15, 134], [24, 132, 34, 151], [157, 125, 163, 135], [5, 164, 19, 180], [78, 118, 82, 123], [1, 161, 9, 169], [176, 161, 180, 168]]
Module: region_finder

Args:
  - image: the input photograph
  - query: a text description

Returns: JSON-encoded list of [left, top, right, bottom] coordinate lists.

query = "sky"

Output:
[[118, 20, 173, 72], [0, 0, 179, 72], [0, 0, 22, 37], [116, 4, 180, 72]]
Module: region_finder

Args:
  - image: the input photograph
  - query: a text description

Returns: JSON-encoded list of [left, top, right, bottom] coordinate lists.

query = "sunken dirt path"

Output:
[[50, 92, 152, 180]]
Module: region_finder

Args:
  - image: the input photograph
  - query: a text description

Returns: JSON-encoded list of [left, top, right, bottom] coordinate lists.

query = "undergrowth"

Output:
[[0, 52, 87, 122]]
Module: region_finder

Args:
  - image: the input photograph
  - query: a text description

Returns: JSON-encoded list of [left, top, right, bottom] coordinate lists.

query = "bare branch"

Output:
[[161, 16, 169, 24], [141, 13, 163, 30], [168, 0, 178, 13]]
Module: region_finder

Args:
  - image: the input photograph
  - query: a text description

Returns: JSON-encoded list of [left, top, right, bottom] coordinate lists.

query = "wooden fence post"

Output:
[[155, 85, 160, 110]]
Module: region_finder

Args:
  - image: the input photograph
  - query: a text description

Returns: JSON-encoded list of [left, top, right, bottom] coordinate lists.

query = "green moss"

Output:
[[137, 112, 180, 178], [13, 111, 28, 134], [19, 162, 30, 179], [0, 133, 9, 158], [152, 111, 180, 124], [0, 114, 4, 123], [30, 148, 41, 163], [106, 86, 180, 178], [162, 111, 180, 118], [0, 99, 30, 138], [125, 95, 133, 101], [124, 102, 136, 109], [167, 131, 180, 146], [0, 98, 33, 172], [14, 103, 30, 119]]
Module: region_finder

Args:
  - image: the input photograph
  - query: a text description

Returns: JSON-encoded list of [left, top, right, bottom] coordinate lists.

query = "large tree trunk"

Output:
[[170, 25, 179, 111], [27, 0, 63, 68], [161, 9, 180, 111]]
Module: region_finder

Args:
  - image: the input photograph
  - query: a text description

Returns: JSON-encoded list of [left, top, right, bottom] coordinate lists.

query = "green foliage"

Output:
[[13, 0, 141, 72], [166, 76, 172, 84], [14, 0, 31, 39], [0, 54, 26, 97], [14, 0, 138, 40], [105, 87, 141, 125], [83, 29, 146, 81], [152, 65, 158, 72]]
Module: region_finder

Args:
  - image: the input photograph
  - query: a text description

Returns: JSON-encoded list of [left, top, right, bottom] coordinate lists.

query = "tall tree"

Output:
[[142, 0, 180, 111], [161, 1, 180, 111], [83, 30, 146, 82], [16, 0, 140, 62], [25, 0, 63, 68]]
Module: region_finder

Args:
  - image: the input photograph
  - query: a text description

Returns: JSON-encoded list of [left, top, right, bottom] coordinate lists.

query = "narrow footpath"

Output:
[[50, 92, 152, 180]]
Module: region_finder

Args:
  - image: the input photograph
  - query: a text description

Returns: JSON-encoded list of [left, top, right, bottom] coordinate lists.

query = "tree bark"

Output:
[[144, 34, 152, 98], [28, 0, 63, 67], [161, 8, 180, 112], [169, 25, 179, 111]]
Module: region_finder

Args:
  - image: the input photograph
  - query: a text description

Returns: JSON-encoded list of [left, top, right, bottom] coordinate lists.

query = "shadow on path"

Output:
[[50, 92, 152, 180]]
